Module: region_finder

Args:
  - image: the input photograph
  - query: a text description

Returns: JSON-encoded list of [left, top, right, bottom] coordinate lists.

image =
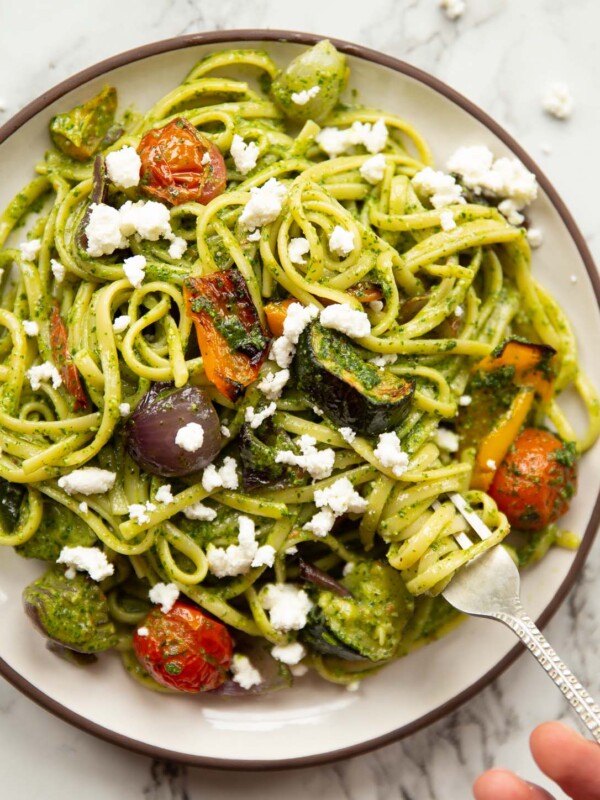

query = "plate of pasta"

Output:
[[0, 31, 599, 768]]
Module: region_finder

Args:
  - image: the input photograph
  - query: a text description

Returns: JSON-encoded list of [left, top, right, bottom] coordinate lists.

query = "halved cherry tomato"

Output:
[[137, 117, 227, 206], [489, 428, 577, 531], [133, 601, 233, 693], [185, 269, 270, 402], [49, 301, 88, 411]]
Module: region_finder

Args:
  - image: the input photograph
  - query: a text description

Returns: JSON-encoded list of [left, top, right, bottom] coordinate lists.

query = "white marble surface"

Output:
[[1, 1, 599, 797]]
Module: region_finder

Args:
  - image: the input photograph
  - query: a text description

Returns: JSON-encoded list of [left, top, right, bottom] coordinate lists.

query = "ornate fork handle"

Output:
[[493, 601, 600, 743]]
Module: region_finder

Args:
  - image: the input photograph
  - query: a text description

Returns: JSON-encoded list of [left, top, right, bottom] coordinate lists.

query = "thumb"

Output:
[[473, 768, 555, 799], [530, 721, 600, 798]]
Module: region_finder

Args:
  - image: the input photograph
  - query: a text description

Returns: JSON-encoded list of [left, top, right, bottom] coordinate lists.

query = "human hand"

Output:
[[473, 721, 600, 799]]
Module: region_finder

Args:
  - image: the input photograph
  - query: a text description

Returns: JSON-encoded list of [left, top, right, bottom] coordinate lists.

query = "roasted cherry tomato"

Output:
[[137, 117, 227, 206], [133, 601, 232, 693], [489, 428, 577, 531], [49, 301, 88, 411]]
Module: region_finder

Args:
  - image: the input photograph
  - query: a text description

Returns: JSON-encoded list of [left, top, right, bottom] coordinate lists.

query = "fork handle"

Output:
[[493, 603, 600, 743]]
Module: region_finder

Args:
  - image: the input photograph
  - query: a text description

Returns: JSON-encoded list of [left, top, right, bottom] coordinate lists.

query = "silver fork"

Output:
[[441, 492, 600, 742]]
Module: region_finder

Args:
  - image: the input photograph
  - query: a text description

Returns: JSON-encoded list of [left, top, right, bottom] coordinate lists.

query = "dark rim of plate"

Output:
[[0, 29, 599, 772]]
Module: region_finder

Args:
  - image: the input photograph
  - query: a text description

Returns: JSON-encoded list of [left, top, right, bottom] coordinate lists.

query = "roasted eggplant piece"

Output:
[[49, 86, 117, 161], [239, 422, 306, 489], [294, 322, 414, 435], [23, 566, 118, 654], [0, 478, 26, 532], [301, 560, 414, 663]]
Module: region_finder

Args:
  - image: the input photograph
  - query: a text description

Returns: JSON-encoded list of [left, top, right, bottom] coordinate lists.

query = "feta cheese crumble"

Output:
[[527, 227, 544, 248], [275, 434, 335, 480], [271, 642, 306, 665], [123, 254, 146, 288], [269, 302, 319, 368], [369, 300, 384, 312], [105, 146, 142, 189], [458, 395, 472, 406], [128, 501, 157, 525], [58, 467, 116, 496], [220, 425, 231, 438], [486, 459, 497, 471], [22, 320, 39, 337], [258, 369, 290, 401], [137, 627, 149, 637], [360, 153, 387, 184], [245, 402, 277, 430], [119, 402, 131, 417], [320, 304, 371, 338], [148, 582, 179, 614], [231, 653, 262, 689], [28, 361, 63, 391], [175, 422, 205, 452], [542, 82, 574, 120], [19, 239, 41, 261], [328, 225, 355, 258], [260, 583, 313, 631], [112, 314, 131, 333], [439, 0, 466, 20], [201, 456, 239, 493], [369, 353, 397, 368], [247, 229, 261, 242], [291, 85, 320, 105], [316, 119, 388, 157], [412, 167, 465, 208], [78, 502, 88, 513], [51, 259, 66, 283], [119, 199, 172, 241], [440, 209, 457, 231], [287, 236, 310, 265], [85, 203, 129, 256], [207, 516, 276, 578], [57, 546, 114, 581], [230, 134, 260, 175], [434, 427, 460, 452], [303, 508, 337, 538], [168, 236, 188, 260], [314, 477, 368, 516], [339, 426, 356, 444], [498, 198, 524, 227], [373, 432, 409, 477], [155, 484, 174, 505], [239, 178, 287, 231], [183, 501, 218, 521]]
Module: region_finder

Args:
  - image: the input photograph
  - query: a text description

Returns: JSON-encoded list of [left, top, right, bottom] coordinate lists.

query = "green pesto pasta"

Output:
[[0, 42, 597, 692]]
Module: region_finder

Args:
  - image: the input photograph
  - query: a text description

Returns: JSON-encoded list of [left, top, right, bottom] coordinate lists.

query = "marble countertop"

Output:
[[1, 1, 599, 797]]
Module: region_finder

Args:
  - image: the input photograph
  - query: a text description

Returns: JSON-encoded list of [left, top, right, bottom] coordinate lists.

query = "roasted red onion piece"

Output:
[[298, 558, 352, 597], [125, 384, 222, 477]]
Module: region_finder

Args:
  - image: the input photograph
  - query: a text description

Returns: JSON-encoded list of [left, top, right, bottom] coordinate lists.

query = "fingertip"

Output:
[[473, 768, 549, 800], [530, 720, 600, 796]]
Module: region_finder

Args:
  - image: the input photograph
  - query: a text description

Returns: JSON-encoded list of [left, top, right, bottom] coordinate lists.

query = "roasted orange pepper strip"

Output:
[[476, 340, 556, 403], [264, 298, 295, 337], [49, 301, 88, 411]]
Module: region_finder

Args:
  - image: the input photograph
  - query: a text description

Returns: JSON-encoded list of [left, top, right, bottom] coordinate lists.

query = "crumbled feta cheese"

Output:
[[112, 314, 131, 333], [128, 501, 157, 525], [435, 428, 460, 452], [303, 508, 337, 538], [369, 300, 384, 312], [175, 422, 205, 452], [542, 82, 574, 120], [85, 203, 129, 256], [328, 225, 355, 258], [231, 653, 262, 689], [57, 467, 116, 496], [245, 402, 277, 430], [137, 627, 149, 637], [119, 402, 131, 417], [291, 85, 321, 105], [358, 119, 388, 153], [155, 484, 174, 504], [447, 146, 538, 210], [346, 681, 361, 692], [28, 361, 62, 391], [105, 146, 142, 189], [78, 502, 88, 513], [271, 642, 306, 665], [201, 151, 211, 165], [51, 259, 66, 283], [412, 167, 465, 209], [269, 302, 319, 368], [498, 198, 524, 227], [486, 459, 497, 471], [373, 432, 409, 477], [207, 515, 275, 577], [288, 236, 310, 265], [230, 134, 260, 175], [439, 0, 466, 20], [527, 227, 544, 248], [540, 141, 553, 156], [440, 209, 457, 231], [454, 306, 464, 319], [247, 229, 261, 242], [22, 320, 39, 337], [285, 544, 298, 555], [360, 153, 387, 184], [458, 395, 472, 406], [123, 254, 146, 288], [182, 501, 217, 521], [119, 200, 172, 241], [291, 663, 309, 677], [320, 304, 371, 338], [570, 274, 578, 284], [148, 582, 179, 614], [57, 546, 114, 582], [260, 583, 313, 631], [275, 434, 335, 480], [314, 476, 368, 516], [339, 426, 356, 444], [168, 236, 188, 260], [343, 562, 355, 576], [316, 119, 388, 157], [369, 353, 397, 368], [19, 239, 41, 261], [201, 456, 239, 493], [239, 178, 287, 231], [220, 425, 231, 438], [258, 369, 290, 401]]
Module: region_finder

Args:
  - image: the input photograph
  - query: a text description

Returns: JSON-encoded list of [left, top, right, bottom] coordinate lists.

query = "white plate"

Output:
[[1, 31, 599, 769]]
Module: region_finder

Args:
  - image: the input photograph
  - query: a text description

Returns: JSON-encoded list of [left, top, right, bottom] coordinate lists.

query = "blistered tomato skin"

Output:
[[137, 117, 227, 206], [133, 601, 233, 693], [489, 428, 577, 531]]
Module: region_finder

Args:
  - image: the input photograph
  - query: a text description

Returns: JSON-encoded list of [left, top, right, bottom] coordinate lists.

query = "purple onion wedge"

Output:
[[298, 558, 352, 597]]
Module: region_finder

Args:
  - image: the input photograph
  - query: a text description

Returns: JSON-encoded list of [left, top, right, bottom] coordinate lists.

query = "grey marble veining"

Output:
[[1, 1, 599, 797]]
